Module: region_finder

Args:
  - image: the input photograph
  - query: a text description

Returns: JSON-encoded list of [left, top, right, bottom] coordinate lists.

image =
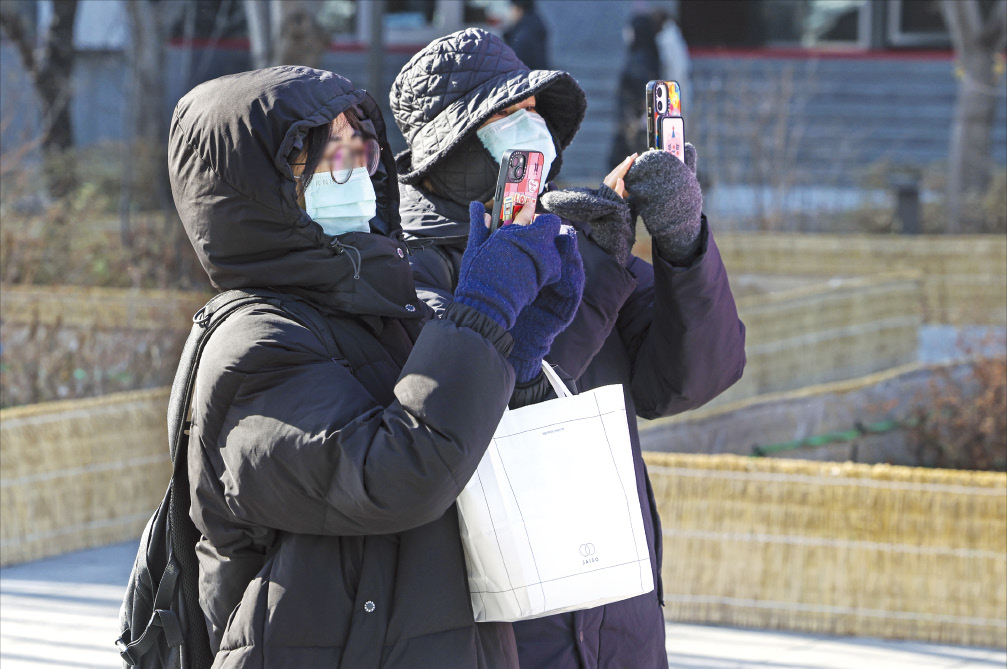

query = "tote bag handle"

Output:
[[540, 361, 573, 399]]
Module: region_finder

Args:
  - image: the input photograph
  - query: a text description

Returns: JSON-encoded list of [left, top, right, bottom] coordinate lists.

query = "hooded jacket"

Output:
[[392, 32, 747, 669], [169, 65, 523, 668]]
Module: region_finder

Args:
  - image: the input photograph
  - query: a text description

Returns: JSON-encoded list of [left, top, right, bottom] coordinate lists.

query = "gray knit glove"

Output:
[[624, 144, 703, 265], [540, 185, 635, 266]]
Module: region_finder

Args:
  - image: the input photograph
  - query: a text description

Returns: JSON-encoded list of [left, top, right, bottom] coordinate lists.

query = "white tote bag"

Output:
[[456, 363, 654, 623]]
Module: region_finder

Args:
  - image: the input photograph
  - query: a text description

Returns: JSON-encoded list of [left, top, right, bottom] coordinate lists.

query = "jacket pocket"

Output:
[[261, 534, 357, 648], [217, 553, 275, 654]]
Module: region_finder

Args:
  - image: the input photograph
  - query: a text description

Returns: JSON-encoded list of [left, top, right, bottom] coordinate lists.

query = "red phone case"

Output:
[[491, 149, 545, 231]]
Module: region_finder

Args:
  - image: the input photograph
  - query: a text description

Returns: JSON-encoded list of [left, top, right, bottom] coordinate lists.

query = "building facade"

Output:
[[2, 0, 1005, 223]]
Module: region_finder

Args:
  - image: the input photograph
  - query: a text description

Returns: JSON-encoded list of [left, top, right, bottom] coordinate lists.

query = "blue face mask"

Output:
[[476, 109, 557, 193], [301, 167, 376, 236]]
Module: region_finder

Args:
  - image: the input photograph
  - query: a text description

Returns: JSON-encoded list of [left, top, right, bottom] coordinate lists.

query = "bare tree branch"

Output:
[[244, 0, 271, 69], [941, 0, 1003, 231], [275, 4, 329, 68], [195, 0, 236, 80], [0, 6, 37, 74], [980, 0, 1007, 50], [961, 0, 985, 39], [121, 0, 175, 239], [942, 0, 972, 54], [39, 1, 76, 76], [178, 0, 196, 86], [2, 0, 78, 198]]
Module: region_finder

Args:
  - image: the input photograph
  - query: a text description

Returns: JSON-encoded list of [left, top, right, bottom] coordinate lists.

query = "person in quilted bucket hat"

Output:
[[392, 28, 748, 669]]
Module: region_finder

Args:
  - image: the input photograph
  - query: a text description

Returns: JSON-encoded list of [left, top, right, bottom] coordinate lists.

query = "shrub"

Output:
[[0, 140, 208, 290], [909, 351, 1007, 472], [0, 315, 187, 408]]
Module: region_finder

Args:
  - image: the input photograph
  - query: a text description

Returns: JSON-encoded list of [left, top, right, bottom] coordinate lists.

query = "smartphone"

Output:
[[646, 80, 685, 161], [490, 149, 545, 232]]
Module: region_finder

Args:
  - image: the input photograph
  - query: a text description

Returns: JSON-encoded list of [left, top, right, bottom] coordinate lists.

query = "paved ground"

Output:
[[1, 542, 1004, 669]]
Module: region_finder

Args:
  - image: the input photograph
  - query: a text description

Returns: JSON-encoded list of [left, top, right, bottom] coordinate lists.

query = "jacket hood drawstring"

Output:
[[331, 238, 363, 280]]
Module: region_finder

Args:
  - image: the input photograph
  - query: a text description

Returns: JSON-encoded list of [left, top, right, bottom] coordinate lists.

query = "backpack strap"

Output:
[[166, 289, 343, 463], [166, 290, 273, 463], [116, 560, 183, 663], [264, 293, 350, 371]]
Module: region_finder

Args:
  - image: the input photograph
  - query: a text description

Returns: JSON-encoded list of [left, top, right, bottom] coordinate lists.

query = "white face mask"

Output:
[[301, 167, 376, 236], [476, 109, 557, 194]]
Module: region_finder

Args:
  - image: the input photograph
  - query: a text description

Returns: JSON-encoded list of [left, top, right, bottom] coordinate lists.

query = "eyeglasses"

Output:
[[292, 133, 381, 184]]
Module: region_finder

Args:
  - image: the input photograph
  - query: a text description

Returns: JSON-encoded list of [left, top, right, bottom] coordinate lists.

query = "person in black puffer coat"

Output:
[[609, 14, 663, 169], [171, 65, 583, 668], [503, 0, 550, 70], [391, 29, 747, 669]]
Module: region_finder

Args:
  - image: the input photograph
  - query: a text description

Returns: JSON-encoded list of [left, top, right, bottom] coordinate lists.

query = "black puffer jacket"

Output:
[[392, 31, 747, 669], [169, 66, 524, 668]]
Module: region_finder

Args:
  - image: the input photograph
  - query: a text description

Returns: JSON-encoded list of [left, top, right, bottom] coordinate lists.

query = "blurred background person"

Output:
[[608, 13, 662, 168], [504, 0, 550, 70], [653, 6, 692, 114]]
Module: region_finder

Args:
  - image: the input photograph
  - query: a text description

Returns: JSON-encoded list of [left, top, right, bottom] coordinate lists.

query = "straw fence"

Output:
[[2, 275, 921, 410], [4, 378, 1004, 650], [708, 271, 922, 406], [0, 285, 207, 408], [0, 275, 921, 561], [714, 232, 1007, 325], [644, 452, 1007, 648], [0, 388, 171, 566], [0, 284, 209, 330], [639, 359, 977, 465]]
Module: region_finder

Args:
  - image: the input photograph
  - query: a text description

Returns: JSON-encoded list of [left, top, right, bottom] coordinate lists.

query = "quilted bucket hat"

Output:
[[391, 28, 587, 184]]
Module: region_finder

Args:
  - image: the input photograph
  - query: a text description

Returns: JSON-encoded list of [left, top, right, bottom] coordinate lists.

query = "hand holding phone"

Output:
[[481, 194, 536, 230], [603, 153, 638, 198], [490, 149, 545, 232]]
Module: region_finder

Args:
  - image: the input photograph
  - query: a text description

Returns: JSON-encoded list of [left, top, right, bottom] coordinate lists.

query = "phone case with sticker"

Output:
[[490, 149, 545, 232], [646, 80, 685, 161]]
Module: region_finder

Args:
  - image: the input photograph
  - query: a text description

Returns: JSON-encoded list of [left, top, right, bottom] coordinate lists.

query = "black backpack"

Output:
[[116, 289, 338, 668]]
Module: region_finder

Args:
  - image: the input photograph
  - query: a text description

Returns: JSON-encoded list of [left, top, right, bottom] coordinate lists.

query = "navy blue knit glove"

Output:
[[508, 225, 585, 383], [454, 202, 563, 331]]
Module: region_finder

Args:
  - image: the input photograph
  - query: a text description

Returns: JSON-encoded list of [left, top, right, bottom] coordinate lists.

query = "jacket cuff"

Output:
[[652, 215, 709, 271], [443, 302, 514, 357], [509, 370, 552, 409], [508, 363, 577, 409], [597, 183, 627, 204]]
